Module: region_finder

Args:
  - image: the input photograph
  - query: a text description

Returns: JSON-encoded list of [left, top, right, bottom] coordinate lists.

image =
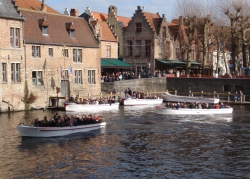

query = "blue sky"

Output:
[[48, 0, 177, 21]]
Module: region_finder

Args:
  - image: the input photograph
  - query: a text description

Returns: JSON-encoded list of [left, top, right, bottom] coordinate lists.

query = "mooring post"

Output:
[[8, 101, 10, 113], [214, 91, 216, 99], [201, 91, 203, 98], [228, 92, 230, 102], [175, 90, 177, 95]]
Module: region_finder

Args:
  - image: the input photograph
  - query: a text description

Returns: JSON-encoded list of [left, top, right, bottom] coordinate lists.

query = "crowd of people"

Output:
[[32, 113, 102, 127], [67, 94, 116, 104], [164, 102, 230, 109], [124, 87, 161, 99]]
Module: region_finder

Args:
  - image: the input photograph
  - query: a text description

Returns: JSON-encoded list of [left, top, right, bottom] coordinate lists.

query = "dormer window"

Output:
[[70, 29, 75, 37], [39, 17, 49, 35], [66, 21, 75, 37], [42, 26, 48, 35]]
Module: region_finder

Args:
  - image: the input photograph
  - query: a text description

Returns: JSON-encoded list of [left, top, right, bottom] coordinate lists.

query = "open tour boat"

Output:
[[157, 92, 233, 115], [17, 122, 106, 138], [65, 102, 120, 112], [162, 92, 220, 103], [122, 98, 163, 106]]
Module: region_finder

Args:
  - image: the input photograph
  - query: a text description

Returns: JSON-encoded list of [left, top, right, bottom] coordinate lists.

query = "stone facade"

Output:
[[123, 6, 172, 75], [24, 43, 101, 108], [102, 77, 250, 101], [0, 0, 25, 112]]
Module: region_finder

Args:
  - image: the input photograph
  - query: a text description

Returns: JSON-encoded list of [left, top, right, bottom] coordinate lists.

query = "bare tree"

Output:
[[218, 0, 243, 72], [236, 0, 250, 68], [196, 1, 214, 75], [174, 0, 201, 74]]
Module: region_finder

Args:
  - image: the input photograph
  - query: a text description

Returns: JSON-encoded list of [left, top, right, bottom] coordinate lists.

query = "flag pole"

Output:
[[63, 44, 66, 101]]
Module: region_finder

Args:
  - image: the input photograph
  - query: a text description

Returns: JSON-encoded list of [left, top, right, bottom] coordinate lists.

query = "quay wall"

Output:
[[101, 77, 250, 101]]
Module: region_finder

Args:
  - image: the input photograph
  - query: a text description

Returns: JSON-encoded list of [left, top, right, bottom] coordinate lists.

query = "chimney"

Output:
[[64, 8, 70, 16], [70, 9, 79, 17], [41, 0, 47, 12], [109, 5, 117, 16]]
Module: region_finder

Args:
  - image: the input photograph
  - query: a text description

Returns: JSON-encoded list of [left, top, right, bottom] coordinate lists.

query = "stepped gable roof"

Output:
[[0, 0, 24, 20], [92, 11, 131, 27], [21, 9, 99, 47], [143, 12, 161, 34], [99, 21, 117, 42], [170, 18, 188, 44], [15, 0, 60, 14], [116, 16, 131, 27], [168, 24, 179, 40]]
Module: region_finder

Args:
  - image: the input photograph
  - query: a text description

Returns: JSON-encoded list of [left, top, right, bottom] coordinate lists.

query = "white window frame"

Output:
[[32, 71, 43, 85], [75, 70, 82, 84], [106, 45, 111, 57], [73, 49, 82, 62], [88, 70, 96, 84], [10, 27, 20, 48], [32, 46, 41, 58], [2, 63, 7, 82], [11, 63, 21, 82]]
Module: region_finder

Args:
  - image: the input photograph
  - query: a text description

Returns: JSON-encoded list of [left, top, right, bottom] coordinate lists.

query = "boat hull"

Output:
[[65, 103, 119, 112], [156, 106, 233, 115], [17, 122, 106, 138], [123, 98, 163, 106], [162, 92, 219, 103]]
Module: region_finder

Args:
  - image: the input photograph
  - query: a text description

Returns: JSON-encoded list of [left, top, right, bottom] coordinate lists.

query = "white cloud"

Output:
[[48, 0, 176, 21]]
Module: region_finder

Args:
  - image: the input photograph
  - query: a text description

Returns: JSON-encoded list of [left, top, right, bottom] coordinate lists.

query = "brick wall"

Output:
[[0, 18, 25, 112], [24, 44, 101, 109], [100, 41, 118, 58]]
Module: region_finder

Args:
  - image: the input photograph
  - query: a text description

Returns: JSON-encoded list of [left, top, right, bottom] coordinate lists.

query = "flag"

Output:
[[68, 64, 73, 75]]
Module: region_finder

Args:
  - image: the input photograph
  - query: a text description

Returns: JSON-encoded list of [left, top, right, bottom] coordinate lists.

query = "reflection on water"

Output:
[[0, 105, 250, 178]]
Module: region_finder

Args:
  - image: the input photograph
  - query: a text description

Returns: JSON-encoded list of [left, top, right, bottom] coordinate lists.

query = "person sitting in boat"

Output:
[[50, 118, 56, 127], [197, 103, 202, 109], [176, 102, 181, 109], [220, 102, 225, 109], [69, 95, 76, 103], [182, 103, 188, 108], [189, 102, 196, 109], [41, 116, 49, 127], [33, 118, 41, 127], [53, 113, 61, 124], [64, 115, 71, 126], [215, 103, 220, 109]]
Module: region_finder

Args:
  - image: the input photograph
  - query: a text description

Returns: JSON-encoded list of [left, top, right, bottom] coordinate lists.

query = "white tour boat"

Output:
[[162, 92, 220, 103], [157, 92, 233, 115], [17, 122, 106, 138], [156, 106, 233, 115], [65, 102, 120, 112], [122, 98, 163, 106]]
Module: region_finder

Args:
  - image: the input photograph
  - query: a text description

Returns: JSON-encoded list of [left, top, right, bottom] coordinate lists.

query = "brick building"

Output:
[[123, 6, 173, 76], [0, 0, 25, 112], [82, 7, 132, 76], [13, 0, 101, 109]]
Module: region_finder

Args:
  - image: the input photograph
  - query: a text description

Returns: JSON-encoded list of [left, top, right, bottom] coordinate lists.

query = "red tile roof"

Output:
[[15, 0, 60, 14], [21, 9, 99, 47], [92, 11, 131, 27], [99, 21, 117, 41], [92, 12, 108, 21]]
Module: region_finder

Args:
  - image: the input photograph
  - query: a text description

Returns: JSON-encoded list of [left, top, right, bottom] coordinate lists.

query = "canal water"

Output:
[[0, 105, 250, 179]]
